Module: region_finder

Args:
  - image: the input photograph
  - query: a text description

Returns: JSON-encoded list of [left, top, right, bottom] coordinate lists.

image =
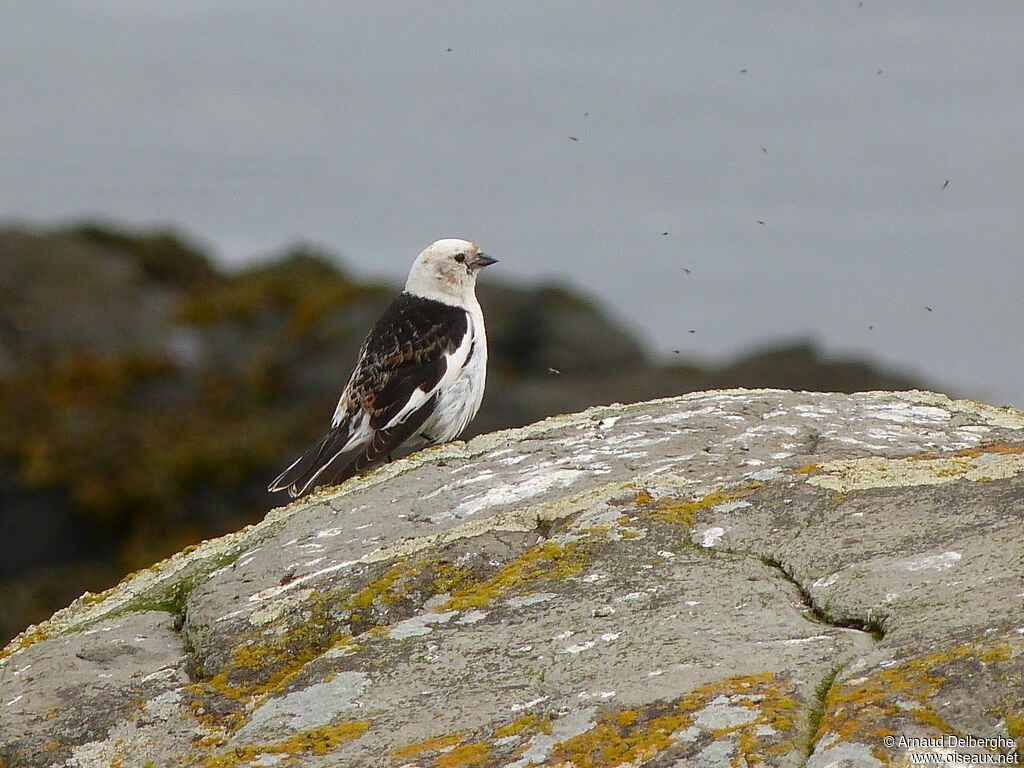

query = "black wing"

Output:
[[344, 292, 469, 430], [323, 393, 439, 490], [267, 421, 354, 497], [270, 293, 469, 497]]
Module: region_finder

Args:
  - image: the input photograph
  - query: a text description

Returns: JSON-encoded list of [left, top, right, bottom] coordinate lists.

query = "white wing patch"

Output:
[[379, 323, 475, 432]]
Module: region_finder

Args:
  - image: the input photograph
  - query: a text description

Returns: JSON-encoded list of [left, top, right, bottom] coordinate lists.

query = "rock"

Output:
[[1, 389, 1021, 767], [0, 225, 939, 646], [478, 283, 647, 376], [0, 229, 179, 362], [708, 339, 927, 394]]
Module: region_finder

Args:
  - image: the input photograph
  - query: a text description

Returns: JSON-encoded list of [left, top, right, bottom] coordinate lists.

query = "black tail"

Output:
[[268, 424, 354, 498], [268, 395, 438, 499]]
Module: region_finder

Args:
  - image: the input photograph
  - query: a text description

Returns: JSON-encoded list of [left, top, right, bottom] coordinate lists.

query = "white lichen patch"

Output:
[[894, 390, 1024, 430], [782, 635, 831, 645], [697, 740, 736, 763], [561, 640, 597, 654], [507, 707, 598, 768], [388, 611, 458, 640], [899, 551, 962, 572], [713, 500, 752, 514], [807, 740, 884, 768], [443, 468, 586, 521], [232, 671, 369, 742], [692, 694, 760, 729], [861, 403, 951, 424], [696, 527, 726, 548], [645, 406, 719, 424], [506, 593, 556, 609], [813, 572, 840, 589], [807, 452, 1024, 492], [510, 695, 550, 712], [746, 467, 784, 482]]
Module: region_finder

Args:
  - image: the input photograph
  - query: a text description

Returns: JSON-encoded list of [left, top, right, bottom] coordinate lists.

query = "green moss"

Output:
[[75, 547, 246, 638], [806, 664, 843, 754], [129, 579, 193, 626], [816, 639, 1023, 753]]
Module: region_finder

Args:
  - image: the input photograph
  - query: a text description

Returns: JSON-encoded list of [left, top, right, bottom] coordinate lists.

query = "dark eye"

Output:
[[454, 253, 466, 263]]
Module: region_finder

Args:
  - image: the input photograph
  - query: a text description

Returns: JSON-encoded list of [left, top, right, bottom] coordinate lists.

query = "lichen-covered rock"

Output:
[[1, 389, 1021, 767], [0, 225, 929, 646]]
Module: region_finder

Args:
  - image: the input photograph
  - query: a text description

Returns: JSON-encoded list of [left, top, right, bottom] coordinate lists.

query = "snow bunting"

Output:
[[269, 239, 497, 497]]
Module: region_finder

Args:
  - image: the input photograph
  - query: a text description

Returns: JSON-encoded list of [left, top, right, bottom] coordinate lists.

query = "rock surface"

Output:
[[0, 224, 932, 644], [1, 389, 1022, 768]]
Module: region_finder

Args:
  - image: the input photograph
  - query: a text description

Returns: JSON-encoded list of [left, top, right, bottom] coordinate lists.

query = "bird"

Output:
[[268, 239, 497, 497]]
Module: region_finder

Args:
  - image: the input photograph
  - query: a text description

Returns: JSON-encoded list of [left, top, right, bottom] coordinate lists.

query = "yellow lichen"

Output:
[[187, 550, 481, 728], [794, 463, 820, 475], [980, 646, 1013, 663], [443, 541, 586, 610], [389, 733, 465, 760], [614, 710, 638, 728], [436, 743, 491, 768], [813, 638, 1023, 754], [0, 625, 51, 661], [650, 490, 739, 527], [494, 715, 540, 739], [807, 449, 1024, 492], [339, 553, 473, 632], [201, 720, 369, 767], [1005, 709, 1024, 741], [537, 673, 801, 767], [347, 560, 416, 610], [954, 444, 1024, 458], [634, 490, 654, 506]]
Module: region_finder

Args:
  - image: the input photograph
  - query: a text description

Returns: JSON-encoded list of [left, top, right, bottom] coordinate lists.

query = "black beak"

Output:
[[472, 252, 498, 268]]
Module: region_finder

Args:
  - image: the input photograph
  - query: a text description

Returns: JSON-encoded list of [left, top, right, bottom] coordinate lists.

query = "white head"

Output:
[[404, 238, 497, 306]]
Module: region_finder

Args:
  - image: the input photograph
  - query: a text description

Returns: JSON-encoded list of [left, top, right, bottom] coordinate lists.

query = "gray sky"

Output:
[[3, 2, 1023, 406]]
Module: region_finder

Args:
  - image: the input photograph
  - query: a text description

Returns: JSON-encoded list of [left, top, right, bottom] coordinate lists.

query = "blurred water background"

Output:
[[4, 1, 1023, 405], [1, 2, 1022, 641]]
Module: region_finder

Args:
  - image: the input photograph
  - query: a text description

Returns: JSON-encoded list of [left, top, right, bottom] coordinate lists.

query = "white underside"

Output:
[[419, 307, 487, 443]]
